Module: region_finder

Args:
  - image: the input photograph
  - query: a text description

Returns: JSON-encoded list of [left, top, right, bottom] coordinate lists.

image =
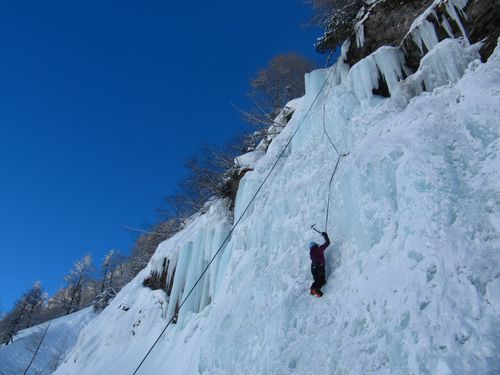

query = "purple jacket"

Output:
[[310, 233, 330, 266]]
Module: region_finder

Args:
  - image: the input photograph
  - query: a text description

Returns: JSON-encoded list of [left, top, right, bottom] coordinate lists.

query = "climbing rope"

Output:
[[131, 67, 337, 375], [321, 100, 349, 232], [23, 320, 52, 375]]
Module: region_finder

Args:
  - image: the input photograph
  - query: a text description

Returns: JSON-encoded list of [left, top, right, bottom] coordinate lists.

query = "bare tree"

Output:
[[100, 250, 123, 292], [92, 288, 116, 313], [160, 139, 249, 225], [0, 283, 45, 345], [308, 0, 363, 53], [22, 282, 45, 329], [55, 256, 94, 315], [245, 52, 315, 127]]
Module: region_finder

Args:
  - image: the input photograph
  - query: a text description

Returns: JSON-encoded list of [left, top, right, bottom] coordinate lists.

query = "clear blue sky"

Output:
[[0, 1, 322, 312]]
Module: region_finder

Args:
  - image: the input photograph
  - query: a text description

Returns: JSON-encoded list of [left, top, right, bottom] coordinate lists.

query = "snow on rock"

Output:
[[409, 0, 470, 55], [254, 98, 302, 152], [235, 150, 265, 170], [0, 308, 95, 374], [399, 37, 482, 101], [55, 34, 500, 375]]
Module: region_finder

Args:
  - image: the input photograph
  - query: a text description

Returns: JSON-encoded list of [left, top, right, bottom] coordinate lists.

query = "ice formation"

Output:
[[353, 1, 384, 49], [409, 0, 470, 55], [401, 38, 482, 99], [355, 23, 365, 48], [235, 150, 265, 170], [347, 46, 409, 101], [341, 0, 478, 104], [53, 3, 499, 372], [147, 199, 233, 324], [412, 18, 440, 55]]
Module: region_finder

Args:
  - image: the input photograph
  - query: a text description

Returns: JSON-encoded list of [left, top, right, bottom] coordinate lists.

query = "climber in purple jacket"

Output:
[[308, 232, 330, 297]]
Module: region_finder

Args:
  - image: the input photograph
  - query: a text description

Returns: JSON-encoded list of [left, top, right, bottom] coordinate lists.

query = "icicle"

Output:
[[356, 23, 365, 48], [449, 0, 468, 13], [400, 38, 481, 103], [445, 0, 469, 44], [165, 242, 192, 321], [340, 39, 351, 62], [405, 0, 470, 54], [440, 14, 454, 38], [347, 46, 408, 101], [373, 48, 409, 93], [348, 55, 379, 101], [198, 229, 214, 309], [165, 249, 180, 293], [412, 19, 440, 55]]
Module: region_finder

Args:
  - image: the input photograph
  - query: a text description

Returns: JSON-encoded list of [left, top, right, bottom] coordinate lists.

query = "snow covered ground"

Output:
[[54, 38, 500, 374], [0, 308, 95, 374]]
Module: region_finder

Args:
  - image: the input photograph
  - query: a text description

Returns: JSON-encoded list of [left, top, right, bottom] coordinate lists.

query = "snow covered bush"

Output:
[[92, 288, 117, 313]]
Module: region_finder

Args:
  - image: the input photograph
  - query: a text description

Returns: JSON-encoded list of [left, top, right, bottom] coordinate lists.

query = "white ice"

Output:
[[55, 27, 500, 375], [347, 46, 408, 101]]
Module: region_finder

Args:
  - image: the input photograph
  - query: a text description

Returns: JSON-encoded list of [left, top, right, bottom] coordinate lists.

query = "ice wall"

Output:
[[192, 40, 500, 375], [148, 199, 233, 324], [55, 17, 499, 375]]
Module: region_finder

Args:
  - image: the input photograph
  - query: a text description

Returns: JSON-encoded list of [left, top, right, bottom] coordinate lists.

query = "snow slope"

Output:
[[55, 38, 500, 374], [0, 308, 95, 374]]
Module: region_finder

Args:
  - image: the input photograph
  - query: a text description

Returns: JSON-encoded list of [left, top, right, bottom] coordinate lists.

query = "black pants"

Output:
[[310, 262, 326, 291]]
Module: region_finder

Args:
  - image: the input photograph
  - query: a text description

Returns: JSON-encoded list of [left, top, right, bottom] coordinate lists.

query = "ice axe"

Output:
[[311, 224, 322, 234]]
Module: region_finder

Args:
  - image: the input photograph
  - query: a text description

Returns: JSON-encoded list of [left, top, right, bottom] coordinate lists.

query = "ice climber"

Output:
[[308, 232, 330, 297]]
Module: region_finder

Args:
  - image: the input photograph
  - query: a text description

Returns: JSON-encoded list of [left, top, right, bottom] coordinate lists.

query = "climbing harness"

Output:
[[132, 67, 337, 375]]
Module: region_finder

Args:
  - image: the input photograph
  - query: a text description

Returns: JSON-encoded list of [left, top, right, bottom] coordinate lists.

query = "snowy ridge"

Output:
[[0, 308, 94, 374]]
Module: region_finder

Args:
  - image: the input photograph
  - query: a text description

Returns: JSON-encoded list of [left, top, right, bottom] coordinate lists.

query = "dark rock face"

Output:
[[346, 0, 434, 67], [346, 0, 500, 70], [467, 0, 500, 61], [143, 257, 173, 293]]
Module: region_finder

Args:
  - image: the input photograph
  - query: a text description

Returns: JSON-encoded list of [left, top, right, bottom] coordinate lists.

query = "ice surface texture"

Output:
[[55, 31, 500, 375]]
